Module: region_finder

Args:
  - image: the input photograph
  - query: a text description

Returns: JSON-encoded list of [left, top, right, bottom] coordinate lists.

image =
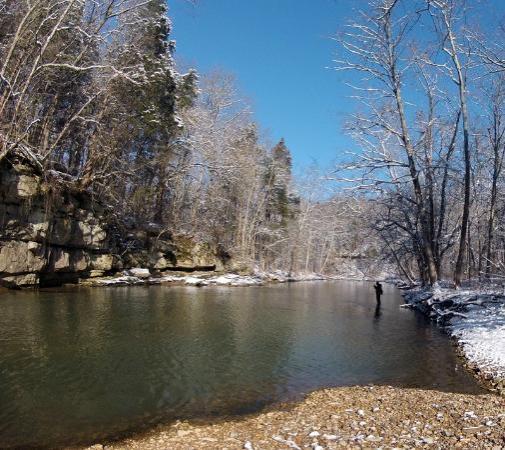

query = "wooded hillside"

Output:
[[0, 0, 376, 280]]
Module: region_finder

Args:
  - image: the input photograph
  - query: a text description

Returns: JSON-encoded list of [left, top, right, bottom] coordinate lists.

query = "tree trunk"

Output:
[[384, 13, 438, 284]]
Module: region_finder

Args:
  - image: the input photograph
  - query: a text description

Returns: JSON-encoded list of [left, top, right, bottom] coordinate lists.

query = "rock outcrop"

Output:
[[0, 153, 222, 288]]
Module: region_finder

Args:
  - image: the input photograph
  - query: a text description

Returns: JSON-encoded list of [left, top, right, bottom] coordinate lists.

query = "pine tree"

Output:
[[106, 0, 181, 224], [266, 138, 294, 226]]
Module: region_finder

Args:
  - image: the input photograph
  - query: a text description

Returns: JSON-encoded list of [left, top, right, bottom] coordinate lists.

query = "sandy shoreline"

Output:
[[80, 385, 504, 450]]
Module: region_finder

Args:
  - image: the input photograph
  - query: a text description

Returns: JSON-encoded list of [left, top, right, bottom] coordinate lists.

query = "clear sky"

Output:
[[168, 0, 356, 170], [168, 0, 505, 171]]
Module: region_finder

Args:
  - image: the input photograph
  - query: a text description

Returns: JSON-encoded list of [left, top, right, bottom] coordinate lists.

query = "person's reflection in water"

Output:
[[374, 302, 382, 319], [373, 281, 383, 321]]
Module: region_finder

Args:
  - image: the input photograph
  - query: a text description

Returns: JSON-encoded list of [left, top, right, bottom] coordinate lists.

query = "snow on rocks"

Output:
[[450, 301, 505, 380], [93, 275, 146, 286], [403, 282, 505, 387], [127, 268, 151, 278], [208, 273, 263, 286], [156, 273, 264, 287], [90, 270, 330, 288], [181, 276, 205, 286], [253, 269, 326, 283]]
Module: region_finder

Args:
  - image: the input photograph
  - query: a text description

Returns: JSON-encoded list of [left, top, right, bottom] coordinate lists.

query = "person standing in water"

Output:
[[374, 281, 383, 304]]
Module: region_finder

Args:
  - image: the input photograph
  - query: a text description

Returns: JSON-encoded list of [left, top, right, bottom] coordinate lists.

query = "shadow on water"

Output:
[[0, 281, 484, 448], [374, 302, 382, 319]]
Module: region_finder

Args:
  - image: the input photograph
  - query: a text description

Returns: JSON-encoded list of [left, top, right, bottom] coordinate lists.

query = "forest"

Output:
[[1, 2, 505, 449], [335, 0, 505, 286], [1, 0, 505, 286], [0, 0, 372, 278]]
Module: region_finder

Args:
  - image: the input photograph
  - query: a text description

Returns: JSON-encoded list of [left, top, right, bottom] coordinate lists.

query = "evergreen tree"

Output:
[[266, 138, 294, 226], [107, 0, 181, 224]]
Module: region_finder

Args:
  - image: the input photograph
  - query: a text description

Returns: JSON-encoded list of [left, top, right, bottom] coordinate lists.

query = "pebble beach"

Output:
[[83, 385, 505, 450]]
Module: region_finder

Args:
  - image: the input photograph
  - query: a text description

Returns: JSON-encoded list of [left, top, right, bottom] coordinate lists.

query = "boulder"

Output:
[[88, 270, 105, 278], [16, 174, 39, 198], [90, 254, 114, 271], [1, 273, 39, 288], [128, 268, 151, 278], [0, 240, 45, 274]]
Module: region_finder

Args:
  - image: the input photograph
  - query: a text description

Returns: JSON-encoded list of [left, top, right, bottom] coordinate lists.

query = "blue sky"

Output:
[[168, 0, 356, 170], [168, 0, 505, 171]]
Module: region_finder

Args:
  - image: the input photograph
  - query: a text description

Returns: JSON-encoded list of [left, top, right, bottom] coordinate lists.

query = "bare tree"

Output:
[[335, 0, 440, 283], [426, 0, 473, 287]]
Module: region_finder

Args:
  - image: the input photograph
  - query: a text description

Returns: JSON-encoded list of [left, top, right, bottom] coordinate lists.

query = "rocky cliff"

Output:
[[0, 153, 222, 288]]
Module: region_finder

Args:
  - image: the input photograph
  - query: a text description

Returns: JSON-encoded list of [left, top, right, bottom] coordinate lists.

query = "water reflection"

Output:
[[0, 281, 482, 448], [374, 302, 382, 319]]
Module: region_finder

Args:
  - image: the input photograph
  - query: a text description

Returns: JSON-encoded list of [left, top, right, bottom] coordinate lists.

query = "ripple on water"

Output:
[[0, 282, 482, 448]]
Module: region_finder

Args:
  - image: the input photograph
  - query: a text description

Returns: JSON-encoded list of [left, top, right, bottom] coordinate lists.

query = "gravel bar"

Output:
[[82, 385, 505, 450]]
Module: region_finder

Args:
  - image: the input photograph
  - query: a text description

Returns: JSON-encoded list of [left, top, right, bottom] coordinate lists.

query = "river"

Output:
[[0, 281, 481, 448]]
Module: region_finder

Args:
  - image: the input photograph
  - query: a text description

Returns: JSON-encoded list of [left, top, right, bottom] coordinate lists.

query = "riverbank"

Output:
[[402, 282, 505, 394], [80, 269, 329, 288], [80, 265, 395, 288], [81, 385, 504, 450]]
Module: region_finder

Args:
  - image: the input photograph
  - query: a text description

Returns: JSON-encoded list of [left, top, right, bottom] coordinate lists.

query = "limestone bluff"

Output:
[[0, 152, 223, 289]]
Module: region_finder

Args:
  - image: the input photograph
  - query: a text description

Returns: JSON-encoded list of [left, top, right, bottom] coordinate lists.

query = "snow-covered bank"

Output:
[[156, 273, 265, 287], [402, 283, 505, 390], [86, 267, 396, 288], [88, 269, 328, 288]]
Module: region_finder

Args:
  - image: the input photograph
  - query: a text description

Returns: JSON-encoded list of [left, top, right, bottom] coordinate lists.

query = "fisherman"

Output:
[[374, 281, 383, 304]]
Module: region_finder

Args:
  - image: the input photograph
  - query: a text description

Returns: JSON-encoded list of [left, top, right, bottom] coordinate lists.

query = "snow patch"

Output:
[[450, 302, 505, 378], [403, 283, 505, 382], [92, 270, 331, 288]]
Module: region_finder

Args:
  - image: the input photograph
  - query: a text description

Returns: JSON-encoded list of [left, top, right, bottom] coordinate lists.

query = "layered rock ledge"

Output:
[[0, 153, 222, 288]]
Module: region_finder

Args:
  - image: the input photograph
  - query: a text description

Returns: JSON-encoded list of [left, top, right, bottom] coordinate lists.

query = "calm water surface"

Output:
[[0, 281, 481, 448]]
